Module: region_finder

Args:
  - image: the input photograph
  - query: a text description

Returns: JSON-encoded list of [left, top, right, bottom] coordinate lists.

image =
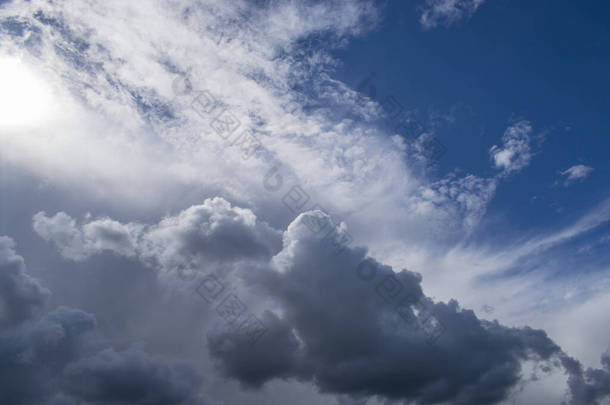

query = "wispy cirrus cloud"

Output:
[[419, 0, 486, 29], [560, 164, 595, 186]]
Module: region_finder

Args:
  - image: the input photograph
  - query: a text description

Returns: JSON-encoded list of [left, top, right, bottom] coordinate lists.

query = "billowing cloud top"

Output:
[[28, 200, 610, 405]]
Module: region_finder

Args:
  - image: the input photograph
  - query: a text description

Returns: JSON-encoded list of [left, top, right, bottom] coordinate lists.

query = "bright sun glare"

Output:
[[0, 56, 55, 129]]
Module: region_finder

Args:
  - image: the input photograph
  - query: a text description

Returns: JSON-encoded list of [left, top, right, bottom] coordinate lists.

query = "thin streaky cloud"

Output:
[[560, 164, 595, 186], [419, 0, 486, 29]]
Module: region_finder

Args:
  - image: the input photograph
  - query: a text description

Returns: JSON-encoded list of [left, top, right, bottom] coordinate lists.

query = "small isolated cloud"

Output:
[[490, 120, 533, 176], [560, 164, 594, 186], [419, 0, 486, 29]]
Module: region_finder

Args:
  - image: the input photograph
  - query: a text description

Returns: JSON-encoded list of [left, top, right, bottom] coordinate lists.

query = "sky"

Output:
[[0, 0, 609, 404]]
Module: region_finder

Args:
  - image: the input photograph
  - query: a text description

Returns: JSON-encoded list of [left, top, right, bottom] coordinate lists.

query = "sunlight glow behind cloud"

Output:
[[0, 55, 55, 129]]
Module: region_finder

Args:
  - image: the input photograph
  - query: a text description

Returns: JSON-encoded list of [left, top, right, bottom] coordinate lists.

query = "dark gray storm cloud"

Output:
[[0, 236, 50, 329], [208, 310, 302, 387], [203, 210, 610, 405], [0, 306, 97, 404], [63, 347, 204, 405], [205, 211, 563, 404], [33, 200, 610, 404], [562, 352, 610, 405], [0, 236, 205, 405]]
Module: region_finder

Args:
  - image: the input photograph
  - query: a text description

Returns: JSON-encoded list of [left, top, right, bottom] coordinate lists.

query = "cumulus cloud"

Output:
[[560, 165, 594, 186], [0, 306, 97, 404], [419, 0, 486, 29], [63, 347, 205, 405], [32, 212, 140, 261], [562, 351, 610, 405], [31, 195, 610, 404], [33, 197, 281, 275], [208, 310, 301, 388], [190, 209, 610, 404], [0, 236, 50, 329], [0, 307, 205, 405], [490, 120, 534, 176], [0, 235, 205, 405]]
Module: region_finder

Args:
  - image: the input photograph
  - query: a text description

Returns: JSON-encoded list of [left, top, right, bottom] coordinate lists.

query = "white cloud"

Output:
[[0, 0, 384, 211], [411, 173, 497, 233], [419, 0, 486, 29], [560, 164, 594, 186], [33, 197, 281, 275], [0, 0, 503, 267], [33, 211, 142, 261], [490, 120, 534, 175]]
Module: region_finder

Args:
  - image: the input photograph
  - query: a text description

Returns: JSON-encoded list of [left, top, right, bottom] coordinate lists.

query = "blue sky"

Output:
[[333, 0, 609, 235], [0, 1, 609, 404]]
